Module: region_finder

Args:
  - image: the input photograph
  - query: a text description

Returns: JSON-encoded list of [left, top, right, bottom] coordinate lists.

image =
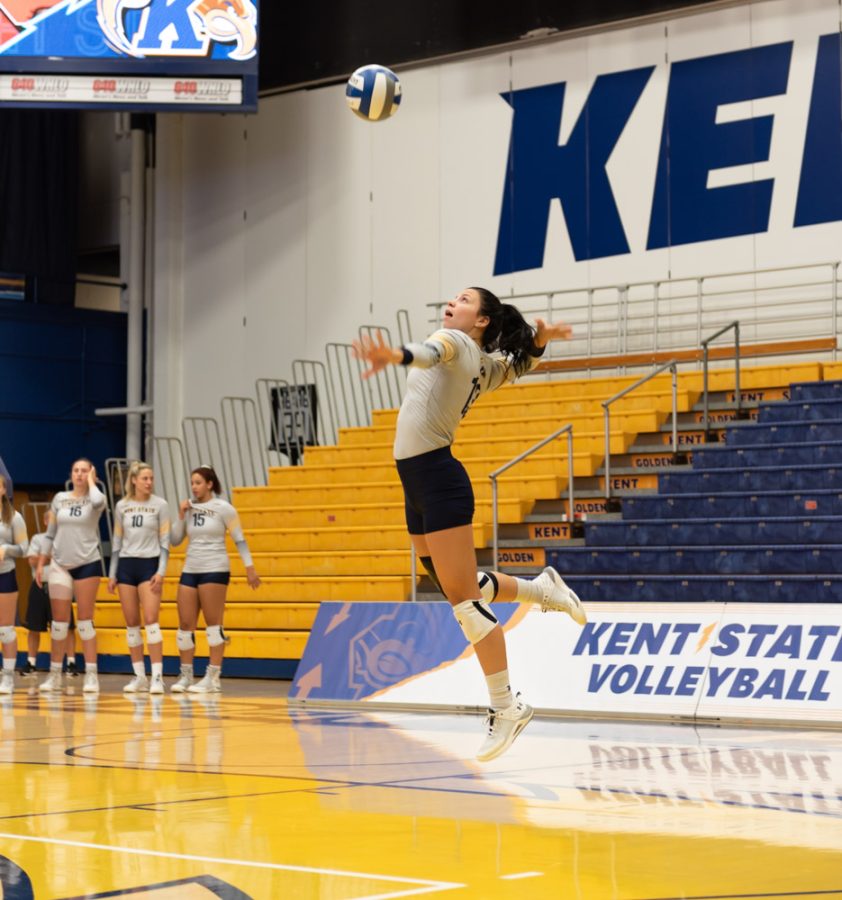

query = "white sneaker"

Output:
[[534, 566, 587, 624], [149, 674, 165, 695], [170, 667, 194, 693], [187, 669, 221, 694], [39, 671, 63, 692], [123, 675, 149, 693], [476, 693, 534, 762], [0, 671, 13, 695], [82, 672, 100, 693]]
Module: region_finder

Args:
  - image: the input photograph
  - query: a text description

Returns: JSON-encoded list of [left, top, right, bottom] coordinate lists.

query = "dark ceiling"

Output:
[[259, 0, 729, 93]]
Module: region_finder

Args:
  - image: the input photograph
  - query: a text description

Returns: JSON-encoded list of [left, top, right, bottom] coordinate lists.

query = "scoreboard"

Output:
[[0, 0, 258, 111]]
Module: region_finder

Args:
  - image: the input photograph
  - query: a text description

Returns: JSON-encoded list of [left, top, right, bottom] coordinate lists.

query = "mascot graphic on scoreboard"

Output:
[[97, 0, 257, 60], [0, 0, 256, 59]]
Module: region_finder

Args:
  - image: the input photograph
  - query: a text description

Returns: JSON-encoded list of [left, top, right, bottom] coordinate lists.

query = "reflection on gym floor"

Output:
[[0, 678, 840, 898]]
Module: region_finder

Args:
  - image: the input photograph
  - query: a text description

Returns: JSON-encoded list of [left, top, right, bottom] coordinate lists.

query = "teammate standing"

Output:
[[353, 287, 585, 761], [36, 458, 106, 694], [108, 461, 171, 695], [170, 465, 260, 694], [0, 474, 27, 695]]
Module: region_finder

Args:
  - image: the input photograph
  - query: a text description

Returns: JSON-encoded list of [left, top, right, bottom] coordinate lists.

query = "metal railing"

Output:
[[153, 436, 190, 512], [603, 362, 678, 505], [291, 360, 338, 447], [489, 425, 575, 568], [702, 320, 741, 433], [325, 343, 371, 430], [221, 396, 269, 486], [357, 324, 405, 413], [182, 416, 230, 495], [425, 261, 842, 372]]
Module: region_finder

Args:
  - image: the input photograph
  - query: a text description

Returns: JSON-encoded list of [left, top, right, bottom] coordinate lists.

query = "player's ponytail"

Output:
[[0, 475, 12, 526], [471, 287, 538, 378]]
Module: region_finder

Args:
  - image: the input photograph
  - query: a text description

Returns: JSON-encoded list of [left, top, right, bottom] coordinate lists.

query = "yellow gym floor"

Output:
[[0, 676, 840, 898]]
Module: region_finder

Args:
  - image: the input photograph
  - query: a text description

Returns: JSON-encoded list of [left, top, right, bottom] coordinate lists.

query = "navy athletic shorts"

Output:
[[396, 445, 475, 535], [0, 570, 17, 593], [116, 557, 160, 587], [179, 571, 231, 588], [68, 562, 102, 580]]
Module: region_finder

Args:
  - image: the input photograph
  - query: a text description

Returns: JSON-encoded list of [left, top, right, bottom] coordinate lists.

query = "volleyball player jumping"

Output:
[[353, 288, 586, 762]]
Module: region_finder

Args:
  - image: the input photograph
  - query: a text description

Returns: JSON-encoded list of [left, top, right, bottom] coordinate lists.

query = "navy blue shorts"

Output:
[[68, 562, 102, 580], [117, 557, 159, 587], [179, 571, 231, 588], [396, 446, 475, 535], [0, 570, 18, 593]]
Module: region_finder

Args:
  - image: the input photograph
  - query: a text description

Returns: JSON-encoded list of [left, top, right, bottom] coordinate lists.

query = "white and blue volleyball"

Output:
[[346, 64, 402, 122]]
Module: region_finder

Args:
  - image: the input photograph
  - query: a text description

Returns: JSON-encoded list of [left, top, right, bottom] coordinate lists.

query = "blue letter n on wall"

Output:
[[493, 67, 654, 276]]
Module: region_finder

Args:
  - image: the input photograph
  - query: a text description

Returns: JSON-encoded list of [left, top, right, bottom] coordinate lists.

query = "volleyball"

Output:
[[345, 64, 402, 122]]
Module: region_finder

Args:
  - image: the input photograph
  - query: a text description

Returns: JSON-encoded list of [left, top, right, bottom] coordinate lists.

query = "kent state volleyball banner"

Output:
[[290, 602, 842, 726]]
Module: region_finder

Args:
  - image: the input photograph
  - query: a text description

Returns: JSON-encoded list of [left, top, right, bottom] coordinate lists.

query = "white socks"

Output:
[[132, 661, 146, 678], [2, 658, 13, 672], [514, 576, 544, 604], [151, 662, 163, 678], [486, 669, 513, 711]]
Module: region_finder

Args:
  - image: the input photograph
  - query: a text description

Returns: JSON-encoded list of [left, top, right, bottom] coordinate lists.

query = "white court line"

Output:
[[0, 831, 465, 900], [500, 872, 543, 880]]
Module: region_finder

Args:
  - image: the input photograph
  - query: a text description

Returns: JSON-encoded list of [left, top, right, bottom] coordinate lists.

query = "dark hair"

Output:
[[191, 465, 222, 495], [470, 287, 538, 378], [0, 474, 11, 526]]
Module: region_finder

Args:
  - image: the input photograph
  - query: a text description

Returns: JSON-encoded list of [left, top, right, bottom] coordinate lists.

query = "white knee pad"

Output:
[[77, 619, 96, 641], [145, 622, 163, 645], [0, 625, 15, 645], [125, 626, 143, 648], [453, 599, 498, 644], [206, 624, 226, 647], [176, 629, 194, 651], [477, 571, 499, 603], [51, 620, 70, 642]]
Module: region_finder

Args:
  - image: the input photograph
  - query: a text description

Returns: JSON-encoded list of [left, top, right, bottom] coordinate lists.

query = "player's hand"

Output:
[[107, 578, 117, 594], [35, 562, 43, 589], [246, 566, 261, 590], [88, 466, 98, 487], [179, 499, 191, 519], [534, 318, 573, 348], [352, 331, 402, 379], [149, 574, 163, 594], [0, 546, 5, 562]]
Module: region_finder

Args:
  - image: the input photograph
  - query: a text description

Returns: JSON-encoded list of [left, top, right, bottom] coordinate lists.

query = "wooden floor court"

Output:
[[0, 676, 840, 899]]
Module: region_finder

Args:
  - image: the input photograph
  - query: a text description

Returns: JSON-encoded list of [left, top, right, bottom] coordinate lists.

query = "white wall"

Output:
[[152, 0, 842, 430]]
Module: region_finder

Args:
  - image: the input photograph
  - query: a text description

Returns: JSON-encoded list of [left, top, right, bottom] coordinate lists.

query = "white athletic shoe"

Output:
[[0, 671, 13, 695], [149, 674, 165, 695], [476, 693, 534, 763], [82, 672, 100, 693], [170, 667, 195, 693], [39, 671, 63, 692], [123, 675, 149, 693], [186, 669, 221, 694], [534, 566, 587, 624]]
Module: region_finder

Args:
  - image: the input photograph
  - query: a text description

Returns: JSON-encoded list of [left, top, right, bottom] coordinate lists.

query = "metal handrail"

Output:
[[702, 320, 741, 433], [489, 425, 575, 568], [603, 361, 678, 504]]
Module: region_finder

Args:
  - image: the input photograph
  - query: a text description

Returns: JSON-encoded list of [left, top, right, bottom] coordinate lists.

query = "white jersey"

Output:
[[28, 532, 51, 581], [109, 494, 171, 579], [43, 485, 105, 570], [394, 328, 542, 460], [170, 497, 252, 574], [0, 511, 27, 575]]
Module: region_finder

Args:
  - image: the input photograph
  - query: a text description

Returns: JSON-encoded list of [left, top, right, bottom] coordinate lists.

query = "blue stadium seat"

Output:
[[691, 442, 842, 469], [725, 419, 842, 445], [658, 465, 841, 493], [624, 490, 842, 518], [757, 398, 842, 422], [791, 379, 842, 401]]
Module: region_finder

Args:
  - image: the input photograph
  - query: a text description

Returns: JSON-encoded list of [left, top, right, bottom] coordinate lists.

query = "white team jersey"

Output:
[[44, 485, 105, 569], [170, 497, 248, 574], [110, 495, 171, 578], [0, 511, 27, 575], [394, 328, 540, 460], [28, 532, 51, 581]]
